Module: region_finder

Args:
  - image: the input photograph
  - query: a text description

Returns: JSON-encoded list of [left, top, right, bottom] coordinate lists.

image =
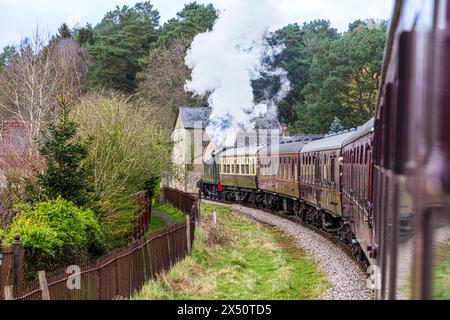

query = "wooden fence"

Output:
[[131, 191, 152, 241], [0, 188, 198, 300], [161, 187, 200, 218]]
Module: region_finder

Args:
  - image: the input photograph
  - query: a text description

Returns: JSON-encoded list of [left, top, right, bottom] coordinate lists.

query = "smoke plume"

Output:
[[184, 0, 290, 146]]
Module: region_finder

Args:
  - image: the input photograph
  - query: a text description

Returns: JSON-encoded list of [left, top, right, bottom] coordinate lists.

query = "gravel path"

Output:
[[204, 200, 374, 300]]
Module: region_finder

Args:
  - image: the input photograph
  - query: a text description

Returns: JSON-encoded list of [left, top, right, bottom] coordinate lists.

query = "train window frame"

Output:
[[331, 156, 336, 183], [360, 146, 363, 164]]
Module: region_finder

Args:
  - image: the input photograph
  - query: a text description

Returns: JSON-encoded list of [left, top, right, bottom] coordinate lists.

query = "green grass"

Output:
[[153, 203, 186, 224], [148, 216, 167, 234], [433, 240, 450, 300], [146, 203, 187, 235], [134, 202, 328, 300]]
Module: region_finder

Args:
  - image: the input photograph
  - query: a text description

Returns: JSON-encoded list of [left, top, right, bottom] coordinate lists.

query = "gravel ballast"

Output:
[[204, 201, 375, 300]]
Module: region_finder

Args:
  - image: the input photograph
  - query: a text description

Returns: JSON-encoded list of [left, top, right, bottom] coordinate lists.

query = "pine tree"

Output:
[[329, 117, 344, 134], [34, 96, 93, 206], [58, 23, 72, 39]]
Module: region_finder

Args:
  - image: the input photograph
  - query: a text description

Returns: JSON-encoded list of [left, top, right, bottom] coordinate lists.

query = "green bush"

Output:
[[4, 197, 105, 277], [99, 196, 137, 250], [71, 94, 173, 248]]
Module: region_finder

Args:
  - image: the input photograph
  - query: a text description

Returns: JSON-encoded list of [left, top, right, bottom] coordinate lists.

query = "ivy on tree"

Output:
[[32, 96, 93, 207]]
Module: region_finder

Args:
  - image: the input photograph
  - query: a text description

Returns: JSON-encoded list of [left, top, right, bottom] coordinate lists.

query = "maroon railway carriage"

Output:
[[298, 131, 354, 230], [374, 0, 450, 300], [258, 142, 305, 212], [341, 119, 375, 263]]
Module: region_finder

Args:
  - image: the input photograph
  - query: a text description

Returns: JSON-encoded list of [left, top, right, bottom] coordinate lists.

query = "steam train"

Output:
[[200, 0, 450, 300]]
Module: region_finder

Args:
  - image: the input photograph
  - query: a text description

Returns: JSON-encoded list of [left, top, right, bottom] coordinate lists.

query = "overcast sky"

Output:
[[0, 0, 395, 49]]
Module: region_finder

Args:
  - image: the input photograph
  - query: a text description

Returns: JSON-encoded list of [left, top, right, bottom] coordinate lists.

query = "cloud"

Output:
[[66, 5, 82, 27]]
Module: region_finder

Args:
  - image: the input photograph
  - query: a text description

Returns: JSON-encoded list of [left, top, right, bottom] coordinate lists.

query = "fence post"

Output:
[[38, 271, 50, 300], [186, 214, 191, 254], [159, 188, 166, 204], [198, 187, 202, 223], [97, 260, 102, 300], [4, 285, 13, 300], [0, 236, 3, 295], [12, 235, 22, 297]]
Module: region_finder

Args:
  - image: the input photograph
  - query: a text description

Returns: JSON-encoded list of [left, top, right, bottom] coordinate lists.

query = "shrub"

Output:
[[4, 197, 105, 277], [71, 93, 173, 247]]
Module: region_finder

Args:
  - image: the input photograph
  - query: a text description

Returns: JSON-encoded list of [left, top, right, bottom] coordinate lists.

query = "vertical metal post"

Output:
[[12, 235, 22, 297]]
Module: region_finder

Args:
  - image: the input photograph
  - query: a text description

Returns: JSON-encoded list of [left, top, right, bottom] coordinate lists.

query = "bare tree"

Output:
[[136, 35, 207, 128], [0, 26, 89, 140]]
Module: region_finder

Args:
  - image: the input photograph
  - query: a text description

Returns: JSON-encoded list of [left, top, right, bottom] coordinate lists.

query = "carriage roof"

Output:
[[258, 141, 306, 156], [300, 131, 355, 154], [220, 145, 266, 158], [342, 118, 375, 146]]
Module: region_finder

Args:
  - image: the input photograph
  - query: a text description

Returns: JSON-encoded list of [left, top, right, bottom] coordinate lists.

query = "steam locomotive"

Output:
[[200, 0, 450, 300]]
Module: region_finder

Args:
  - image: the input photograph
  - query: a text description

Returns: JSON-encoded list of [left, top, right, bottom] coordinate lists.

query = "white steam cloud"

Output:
[[184, 0, 290, 146]]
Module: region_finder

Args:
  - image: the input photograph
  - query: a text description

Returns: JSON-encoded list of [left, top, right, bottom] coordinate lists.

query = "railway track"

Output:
[[202, 197, 369, 272]]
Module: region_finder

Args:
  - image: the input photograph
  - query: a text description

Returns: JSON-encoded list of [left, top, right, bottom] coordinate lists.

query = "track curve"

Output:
[[203, 199, 375, 300]]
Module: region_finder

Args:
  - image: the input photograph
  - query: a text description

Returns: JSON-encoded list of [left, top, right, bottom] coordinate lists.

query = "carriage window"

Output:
[[291, 160, 295, 179], [246, 164, 250, 174], [360, 146, 364, 164], [331, 157, 335, 183], [236, 164, 240, 174], [365, 145, 370, 165]]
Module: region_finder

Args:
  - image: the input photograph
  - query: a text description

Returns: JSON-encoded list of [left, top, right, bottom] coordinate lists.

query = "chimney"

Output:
[[282, 123, 289, 137]]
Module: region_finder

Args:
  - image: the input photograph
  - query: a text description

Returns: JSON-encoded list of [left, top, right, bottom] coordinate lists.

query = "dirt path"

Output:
[[152, 210, 173, 226]]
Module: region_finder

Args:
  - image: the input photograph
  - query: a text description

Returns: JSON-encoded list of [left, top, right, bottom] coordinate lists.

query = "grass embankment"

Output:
[[135, 203, 328, 300], [148, 203, 187, 234], [433, 240, 450, 300]]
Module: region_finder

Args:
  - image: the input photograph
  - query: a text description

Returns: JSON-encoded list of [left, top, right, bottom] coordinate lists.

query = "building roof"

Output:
[[300, 131, 355, 154], [0, 121, 31, 156], [177, 107, 211, 129]]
